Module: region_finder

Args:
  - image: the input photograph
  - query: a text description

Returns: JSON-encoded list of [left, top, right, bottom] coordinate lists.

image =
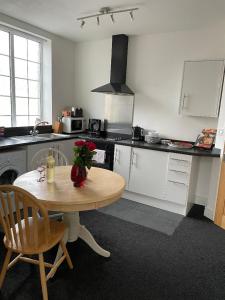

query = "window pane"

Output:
[[15, 78, 28, 97], [15, 58, 27, 78], [0, 55, 10, 76], [28, 40, 40, 62], [29, 115, 39, 126], [28, 62, 39, 80], [16, 116, 28, 127], [28, 80, 39, 98], [0, 116, 11, 127], [0, 76, 10, 96], [0, 30, 9, 55], [14, 35, 27, 59], [29, 98, 39, 115], [0, 97, 11, 115], [16, 97, 28, 115]]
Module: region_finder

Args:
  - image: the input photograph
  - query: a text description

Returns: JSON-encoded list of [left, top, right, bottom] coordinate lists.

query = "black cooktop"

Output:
[[77, 133, 130, 142]]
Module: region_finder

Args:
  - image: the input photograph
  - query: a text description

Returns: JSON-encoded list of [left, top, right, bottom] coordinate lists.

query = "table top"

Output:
[[14, 166, 125, 212]]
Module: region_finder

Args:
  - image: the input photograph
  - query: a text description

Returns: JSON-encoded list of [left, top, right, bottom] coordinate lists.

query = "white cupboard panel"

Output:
[[113, 145, 131, 189], [179, 60, 224, 117], [165, 181, 188, 205], [129, 148, 169, 199]]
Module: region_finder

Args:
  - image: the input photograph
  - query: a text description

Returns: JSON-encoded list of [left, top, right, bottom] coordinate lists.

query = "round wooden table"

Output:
[[14, 166, 125, 262]]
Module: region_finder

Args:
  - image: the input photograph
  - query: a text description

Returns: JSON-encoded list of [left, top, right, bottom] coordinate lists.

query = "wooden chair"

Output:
[[0, 185, 73, 300]]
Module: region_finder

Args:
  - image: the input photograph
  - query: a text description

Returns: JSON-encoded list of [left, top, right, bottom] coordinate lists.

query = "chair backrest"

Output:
[[0, 185, 50, 251], [31, 147, 68, 170]]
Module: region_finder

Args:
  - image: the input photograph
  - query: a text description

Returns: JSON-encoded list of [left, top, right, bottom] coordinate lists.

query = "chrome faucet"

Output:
[[30, 121, 49, 136]]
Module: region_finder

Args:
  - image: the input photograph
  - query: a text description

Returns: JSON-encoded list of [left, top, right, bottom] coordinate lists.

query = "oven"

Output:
[[91, 141, 115, 171]]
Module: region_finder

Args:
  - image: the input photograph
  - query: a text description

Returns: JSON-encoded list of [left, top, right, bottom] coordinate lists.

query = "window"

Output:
[[0, 27, 42, 127]]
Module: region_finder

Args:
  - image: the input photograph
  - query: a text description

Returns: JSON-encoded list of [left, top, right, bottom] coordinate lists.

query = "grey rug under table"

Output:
[[98, 198, 183, 235]]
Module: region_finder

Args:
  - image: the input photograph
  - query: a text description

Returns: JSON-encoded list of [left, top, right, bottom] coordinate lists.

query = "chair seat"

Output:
[[4, 218, 66, 254]]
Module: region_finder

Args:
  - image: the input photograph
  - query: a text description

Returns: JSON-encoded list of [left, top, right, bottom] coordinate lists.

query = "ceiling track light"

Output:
[[77, 7, 138, 28]]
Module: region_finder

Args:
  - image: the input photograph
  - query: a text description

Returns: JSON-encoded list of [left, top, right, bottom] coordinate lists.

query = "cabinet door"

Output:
[[58, 139, 78, 165], [179, 60, 224, 117], [129, 148, 169, 199], [113, 145, 131, 189], [27, 141, 59, 171]]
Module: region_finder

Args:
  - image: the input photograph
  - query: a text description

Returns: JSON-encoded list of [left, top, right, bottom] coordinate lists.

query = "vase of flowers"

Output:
[[71, 140, 96, 187]]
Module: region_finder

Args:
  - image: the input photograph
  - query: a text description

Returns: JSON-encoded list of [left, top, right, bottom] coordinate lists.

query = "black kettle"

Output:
[[132, 126, 144, 141]]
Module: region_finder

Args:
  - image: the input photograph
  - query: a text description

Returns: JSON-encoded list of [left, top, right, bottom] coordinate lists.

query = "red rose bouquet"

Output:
[[73, 140, 96, 169]]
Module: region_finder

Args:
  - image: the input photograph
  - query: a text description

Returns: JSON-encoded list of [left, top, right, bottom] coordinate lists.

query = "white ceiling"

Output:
[[0, 0, 225, 42]]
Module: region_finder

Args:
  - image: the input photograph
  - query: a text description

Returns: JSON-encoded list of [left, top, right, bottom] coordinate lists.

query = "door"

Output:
[[113, 145, 131, 189], [214, 147, 225, 228], [59, 139, 78, 165], [129, 148, 169, 199], [180, 60, 224, 117]]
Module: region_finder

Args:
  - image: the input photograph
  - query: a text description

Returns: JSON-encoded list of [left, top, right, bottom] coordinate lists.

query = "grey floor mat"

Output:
[[98, 198, 184, 235]]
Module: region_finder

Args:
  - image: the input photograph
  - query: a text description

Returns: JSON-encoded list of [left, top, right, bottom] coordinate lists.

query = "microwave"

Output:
[[62, 117, 86, 133]]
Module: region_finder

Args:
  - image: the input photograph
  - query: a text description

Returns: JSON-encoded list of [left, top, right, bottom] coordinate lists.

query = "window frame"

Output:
[[0, 24, 44, 127]]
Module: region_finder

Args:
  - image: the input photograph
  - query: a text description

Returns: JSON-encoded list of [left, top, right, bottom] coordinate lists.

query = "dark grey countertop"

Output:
[[0, 133, 221, 157], [115, 139, 221, 157]]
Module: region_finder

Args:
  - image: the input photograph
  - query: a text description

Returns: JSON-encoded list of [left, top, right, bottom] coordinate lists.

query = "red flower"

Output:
[[75, 140, 85, 147], [85, 141, 96, 151]]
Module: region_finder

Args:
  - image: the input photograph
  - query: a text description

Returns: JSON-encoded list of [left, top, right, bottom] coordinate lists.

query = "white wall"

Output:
[[0, 12, 75, 123], [74, 21, 225, 142]]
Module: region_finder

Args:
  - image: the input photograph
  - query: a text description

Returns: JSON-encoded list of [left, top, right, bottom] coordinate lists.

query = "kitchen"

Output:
[[1, 1, 225, 299]]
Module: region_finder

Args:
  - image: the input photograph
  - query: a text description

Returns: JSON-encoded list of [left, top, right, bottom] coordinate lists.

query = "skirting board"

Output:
[[204, 207, 215, 221], [123, 191, 188, 216]]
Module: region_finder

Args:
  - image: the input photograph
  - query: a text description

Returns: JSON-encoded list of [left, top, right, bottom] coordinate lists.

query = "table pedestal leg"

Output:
[[54, 211, 110, 266]]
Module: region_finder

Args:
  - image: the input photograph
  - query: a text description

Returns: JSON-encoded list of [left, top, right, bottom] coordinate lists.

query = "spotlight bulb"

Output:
[[110, 14, 115, 23], [130, 11, 134, 21], [80, 20, 85, 28]]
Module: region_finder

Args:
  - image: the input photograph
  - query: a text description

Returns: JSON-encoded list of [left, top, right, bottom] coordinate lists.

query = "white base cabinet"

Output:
[[128, 148, 168, 200], [114, 144, 199, 216]]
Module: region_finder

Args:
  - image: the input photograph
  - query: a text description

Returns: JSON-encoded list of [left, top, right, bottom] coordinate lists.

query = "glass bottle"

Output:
[[46, 148, 55, 183]]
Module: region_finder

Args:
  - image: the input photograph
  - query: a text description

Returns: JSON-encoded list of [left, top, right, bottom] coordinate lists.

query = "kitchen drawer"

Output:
[[168, 160, 191, 173], [169, 153, 192, 162], [167, 169, 190, 185], [165, 181, 188, 205]]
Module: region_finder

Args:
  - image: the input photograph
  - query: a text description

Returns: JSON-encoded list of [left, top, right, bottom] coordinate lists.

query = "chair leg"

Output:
[[0, 249, 12, 288], [38, 253, 48, 300], [60, 240, 73, 269]]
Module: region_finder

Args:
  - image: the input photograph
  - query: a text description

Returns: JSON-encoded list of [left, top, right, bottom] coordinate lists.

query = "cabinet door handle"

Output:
[[181, 94, 188, 109], [170, 158, 189, 163], [114, 149, 117, 162], [168, 180, 186, 186], [132, 152, 137, 166], [168, 169, 187, 174]]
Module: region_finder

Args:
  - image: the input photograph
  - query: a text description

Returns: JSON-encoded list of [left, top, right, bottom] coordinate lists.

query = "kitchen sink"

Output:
[[9, 133, 69, 143], [38, 133, 69, 138]]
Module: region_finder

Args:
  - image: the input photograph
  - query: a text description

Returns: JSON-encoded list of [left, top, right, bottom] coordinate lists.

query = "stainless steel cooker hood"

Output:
[[91, 34, 134, 95]]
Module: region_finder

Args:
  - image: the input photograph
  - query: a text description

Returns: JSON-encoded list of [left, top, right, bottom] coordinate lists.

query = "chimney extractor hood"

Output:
[[91, 34, 134, 95]]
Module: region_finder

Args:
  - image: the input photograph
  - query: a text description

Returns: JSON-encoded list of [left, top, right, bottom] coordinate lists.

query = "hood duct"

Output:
[[91, 34, 134, 95]]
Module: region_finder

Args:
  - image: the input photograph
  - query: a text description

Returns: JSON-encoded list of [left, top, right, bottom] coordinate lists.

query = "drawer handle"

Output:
[[170, 158, 189, 163], [168, 169, 187, 174], [168, 180, 186, 186]]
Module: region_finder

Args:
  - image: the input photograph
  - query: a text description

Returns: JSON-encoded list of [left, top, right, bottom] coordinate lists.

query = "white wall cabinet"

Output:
[[179, 60, 224, 117], [129, 148, 169, 199], [113, 145, 132, 189]]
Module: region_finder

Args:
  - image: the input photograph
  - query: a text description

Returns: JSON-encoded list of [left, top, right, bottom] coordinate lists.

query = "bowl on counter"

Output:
[[145, 131, 161, 144]]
